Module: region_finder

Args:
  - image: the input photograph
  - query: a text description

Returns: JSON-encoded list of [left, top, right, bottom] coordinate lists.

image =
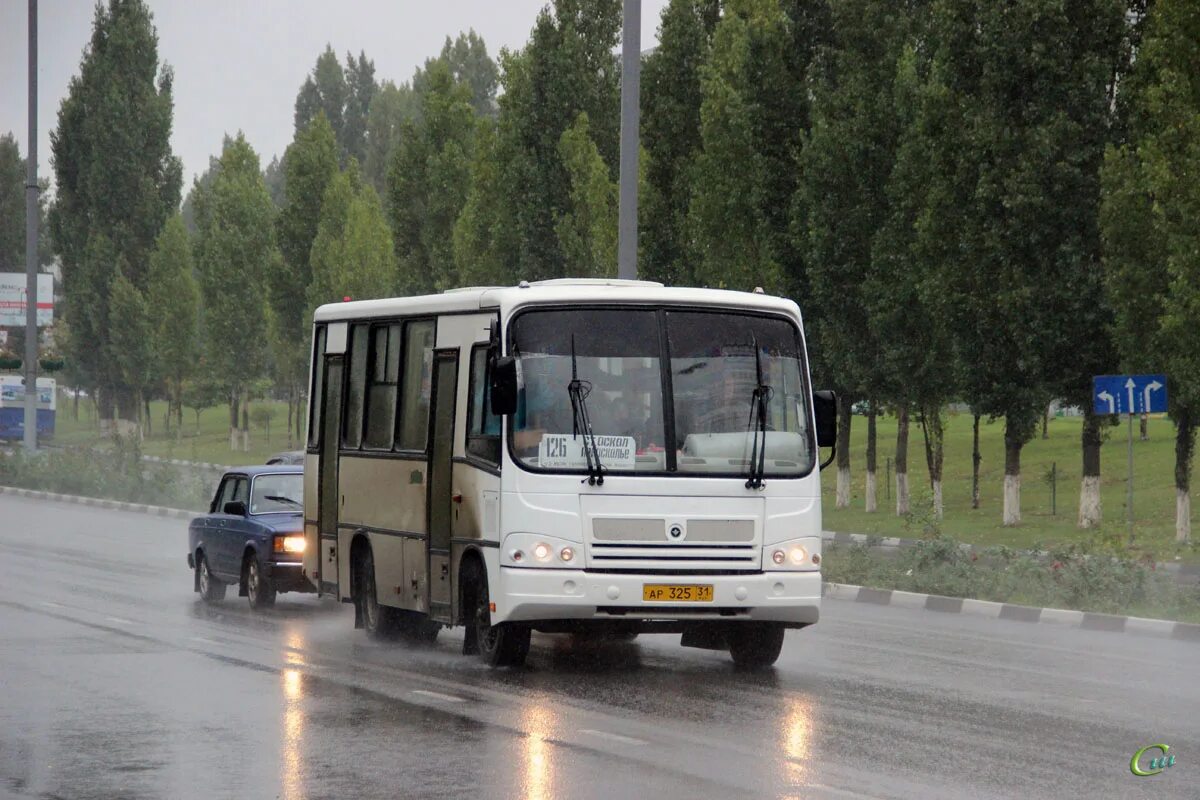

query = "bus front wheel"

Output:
[[466, 563, 529, 667], [727, 623, 785, 669]]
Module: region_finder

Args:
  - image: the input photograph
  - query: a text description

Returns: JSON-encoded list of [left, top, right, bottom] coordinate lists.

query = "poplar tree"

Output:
[[146, 215, 199, 434]]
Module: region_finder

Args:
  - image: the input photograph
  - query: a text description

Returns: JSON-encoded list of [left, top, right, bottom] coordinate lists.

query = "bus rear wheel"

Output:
[[466, 563, 529, 667], [727, 623, 785, 669], [356, 545, 400, 640]]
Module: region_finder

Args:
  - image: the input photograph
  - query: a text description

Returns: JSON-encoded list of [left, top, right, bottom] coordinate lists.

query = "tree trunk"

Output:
[[1003, 417, 1024, 526], [920, 405, 945, 520], [895, 404, 910, 516], [1175, 410, 1195, 544], [144, 395, 152, 436], [1078, 409, 1102, 529], [241, 392, 250, 452], [1140, 413, 1148, 441], [72, 389, 79, 421], [864, 406, 877, 513], [972, 414, 981, 509], [1042, 404, 1050, 439], [286, 389, 295, 450], [229, 391, 240, 451], [835, 395, 852, 509]]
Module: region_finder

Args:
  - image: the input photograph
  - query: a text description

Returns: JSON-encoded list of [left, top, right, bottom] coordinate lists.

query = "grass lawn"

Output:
[[50, 395, 300, 466], [821, 410, 1200, 562]]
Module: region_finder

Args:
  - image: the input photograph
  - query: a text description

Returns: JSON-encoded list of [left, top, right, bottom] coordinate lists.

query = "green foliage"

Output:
[[0, 133, 51, 271], [414, 31, 499, 117], [388, 61, 476, 293], [640, 0, 720, 285], [295, 47, 378, 168], [49, 0, 181, 418], [823, 534, 1200, 622], [363, 81, 420, 197], [555, 113, 618, 277], [106, 266, 153, 407], [453, 119, 521, 286], [467, 0, 622, 281], [146, 215, 199, 427], [192, 134, 275, 402], [272, 114, 338, 398], [310, 160, 397, 309], [0, 437, 211, 511], [689, 0, 823, 294]]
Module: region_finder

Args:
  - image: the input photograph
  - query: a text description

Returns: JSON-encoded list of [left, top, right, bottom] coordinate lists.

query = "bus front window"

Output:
[[508, 307, 813, 477]]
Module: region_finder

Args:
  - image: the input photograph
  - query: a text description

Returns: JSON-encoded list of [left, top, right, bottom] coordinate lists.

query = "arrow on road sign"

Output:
[[1144, 380, 1163, 412], [1125, 378, 1136, 417], [1097, 390, 1115, 414]]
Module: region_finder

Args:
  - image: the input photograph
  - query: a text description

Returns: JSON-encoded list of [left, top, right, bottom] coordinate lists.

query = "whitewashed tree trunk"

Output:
[[229, 427, 238, 450], [836, 467, 851, 509], [1177, 489, 1191, 543], [896, 472, 909, 516], [932, 479, 943, 520], [865, 471, 877, 512], [1078, 475, 1102, 528], [1003, 474, 1021, 526]]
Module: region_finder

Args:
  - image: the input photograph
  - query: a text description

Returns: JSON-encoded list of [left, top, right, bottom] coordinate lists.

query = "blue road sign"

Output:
[[1093, 374, 1168, 415]]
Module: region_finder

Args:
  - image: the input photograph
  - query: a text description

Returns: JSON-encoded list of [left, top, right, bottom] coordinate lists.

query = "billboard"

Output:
[[0, 273, 54, 327]]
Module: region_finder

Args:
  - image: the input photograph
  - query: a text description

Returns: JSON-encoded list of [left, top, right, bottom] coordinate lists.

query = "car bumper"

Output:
[[265, 561, 314, 593], [496, 568, 820, 626]]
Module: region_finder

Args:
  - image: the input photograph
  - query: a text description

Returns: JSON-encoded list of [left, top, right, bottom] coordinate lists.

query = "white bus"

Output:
[[302, 279, 836, 668]]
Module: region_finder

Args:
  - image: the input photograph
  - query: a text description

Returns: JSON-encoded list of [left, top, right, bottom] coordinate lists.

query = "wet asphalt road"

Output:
[[0, 495, 1195, 800]]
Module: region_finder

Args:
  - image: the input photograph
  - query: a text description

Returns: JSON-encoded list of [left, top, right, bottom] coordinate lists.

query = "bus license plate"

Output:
[[642, 584, 714, 602]]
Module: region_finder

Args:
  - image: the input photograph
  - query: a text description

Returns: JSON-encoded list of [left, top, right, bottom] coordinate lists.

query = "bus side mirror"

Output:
[[813, 390, 837, 448], [490, 356, 518, 416]]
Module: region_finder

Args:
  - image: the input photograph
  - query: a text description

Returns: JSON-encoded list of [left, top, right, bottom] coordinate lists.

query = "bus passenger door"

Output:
[[426, 349, 458, 622], [318, 356, 343, 595]]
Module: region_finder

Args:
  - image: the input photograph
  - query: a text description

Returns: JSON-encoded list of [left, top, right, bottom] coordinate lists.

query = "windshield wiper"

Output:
[[567, 334, 604, 486], [263, 495, 302, 507], [745, 338, 771, 490]]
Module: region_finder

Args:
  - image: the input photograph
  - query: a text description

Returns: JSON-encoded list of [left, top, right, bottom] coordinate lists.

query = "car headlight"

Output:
[[765, 537, 820, 571], [502, 532, 583, 568], [275, 534, 306, 554]]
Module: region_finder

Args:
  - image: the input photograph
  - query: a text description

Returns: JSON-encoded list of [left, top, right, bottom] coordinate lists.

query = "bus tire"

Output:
[[197, 553, 226, 604], [466, 562, 529, 667], [245, 554, 276, 610], [727, 623, 785, 669], [356, 544, 399, 640]]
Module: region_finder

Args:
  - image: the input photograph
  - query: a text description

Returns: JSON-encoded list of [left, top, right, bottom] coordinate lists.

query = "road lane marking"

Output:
[[104, 616, 134, 625], [39, 600, 64, 608], [578, 729, 647, 746], [189, 636, 219, 645], [411, 689, 466, 703], [808, 783, 890, 800]]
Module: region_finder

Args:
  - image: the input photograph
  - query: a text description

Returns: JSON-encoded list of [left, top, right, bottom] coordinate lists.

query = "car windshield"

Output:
[[509, 307, 813, 476], [249, 473, 303, 514]]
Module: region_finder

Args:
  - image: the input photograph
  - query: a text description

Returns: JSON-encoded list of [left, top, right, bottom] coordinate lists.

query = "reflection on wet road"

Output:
[[0, 495, 1195, 799]]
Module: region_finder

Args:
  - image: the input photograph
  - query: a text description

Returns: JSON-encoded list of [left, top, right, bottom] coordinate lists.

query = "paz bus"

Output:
[[301, 279, 836, 668]]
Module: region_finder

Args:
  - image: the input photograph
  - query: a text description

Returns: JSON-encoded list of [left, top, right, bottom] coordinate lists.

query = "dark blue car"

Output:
[[187, 465, 313, 608]]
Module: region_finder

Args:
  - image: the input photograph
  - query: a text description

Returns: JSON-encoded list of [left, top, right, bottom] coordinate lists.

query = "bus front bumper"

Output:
[[496, 568, 820, 627]]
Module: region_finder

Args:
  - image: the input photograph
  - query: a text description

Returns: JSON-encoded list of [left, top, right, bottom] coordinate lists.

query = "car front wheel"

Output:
[[245, 555, 276, 609]]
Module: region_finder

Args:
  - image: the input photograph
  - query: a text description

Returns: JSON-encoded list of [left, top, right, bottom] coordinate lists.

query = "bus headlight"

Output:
[[502, 533, 583, 569], [765, 538, 820, 571]]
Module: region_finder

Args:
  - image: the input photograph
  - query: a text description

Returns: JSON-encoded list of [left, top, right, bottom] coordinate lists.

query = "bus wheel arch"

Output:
[[349, 533, 372, 630], [460, 552, 529, 667]]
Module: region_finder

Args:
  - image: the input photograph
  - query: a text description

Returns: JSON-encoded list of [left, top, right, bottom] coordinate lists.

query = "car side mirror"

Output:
[[490, 355, 518, 416], [223, 500, 247, 516], [813, 390, 837, 448]]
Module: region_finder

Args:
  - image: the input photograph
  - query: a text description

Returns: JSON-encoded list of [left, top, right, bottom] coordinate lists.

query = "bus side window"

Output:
[[364, 323, 401, 449], [397, 319, 435, 451], [467, 345, 501, 465], [306, 327, 327, 449], [343, 324, 369, 449]]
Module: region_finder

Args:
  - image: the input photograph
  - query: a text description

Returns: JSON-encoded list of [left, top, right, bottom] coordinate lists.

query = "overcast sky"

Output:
[[1, 1, 669, 195]]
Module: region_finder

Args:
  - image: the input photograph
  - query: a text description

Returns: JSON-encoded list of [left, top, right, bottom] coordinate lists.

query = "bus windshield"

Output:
[[509, 307, 813, 477]]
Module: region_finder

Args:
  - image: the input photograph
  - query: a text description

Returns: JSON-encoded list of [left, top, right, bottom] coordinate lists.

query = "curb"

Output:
[[822, 529, 1200, 583], [141, 455, 231, 472], [0, 485, 196, 520], [822, 581, 1200, 642]]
